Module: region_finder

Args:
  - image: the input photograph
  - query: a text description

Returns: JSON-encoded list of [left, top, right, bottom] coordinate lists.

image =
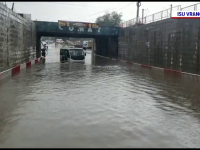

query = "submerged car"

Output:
[[60, 46, 86, 63]]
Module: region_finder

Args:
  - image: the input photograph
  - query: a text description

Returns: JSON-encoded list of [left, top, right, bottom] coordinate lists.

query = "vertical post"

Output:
[[167, 9, 168, 18], [12, 2, 14, 10], [136, 1, 141, 24], [170, 4, 172, 17], [6, 26, 9, 67], [142, 9, 144, 24], [94, 39, 95, 53], [194, 4, 197, 11], [152, 14, 154, 22], [36, 35, 41, 58]]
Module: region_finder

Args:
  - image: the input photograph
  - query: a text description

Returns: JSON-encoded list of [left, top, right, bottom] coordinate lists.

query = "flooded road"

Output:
[[0, 44, 200, 148]]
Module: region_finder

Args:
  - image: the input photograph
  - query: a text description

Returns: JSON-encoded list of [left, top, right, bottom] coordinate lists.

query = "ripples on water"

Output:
[[0, 45, 200, 148]]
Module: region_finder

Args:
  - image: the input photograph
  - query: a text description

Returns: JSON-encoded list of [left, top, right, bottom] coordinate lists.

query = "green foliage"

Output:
[[96, 11, 122, 27]]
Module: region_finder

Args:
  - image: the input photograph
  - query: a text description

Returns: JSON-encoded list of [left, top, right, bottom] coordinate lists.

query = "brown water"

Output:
[[0, 44, 200, 148]]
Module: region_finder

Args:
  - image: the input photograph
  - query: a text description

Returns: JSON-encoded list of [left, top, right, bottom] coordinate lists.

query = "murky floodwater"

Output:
[[0, 44, 200, 148]]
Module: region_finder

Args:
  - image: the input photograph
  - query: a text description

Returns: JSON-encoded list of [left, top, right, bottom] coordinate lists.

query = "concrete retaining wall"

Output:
[[95, 54, 200, 82], [118, 18, 200, 75], [0, 3, 36, 72]]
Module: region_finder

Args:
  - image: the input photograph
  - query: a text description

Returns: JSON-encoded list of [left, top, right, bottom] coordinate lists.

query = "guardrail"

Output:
[[181, 3, 200, 11]]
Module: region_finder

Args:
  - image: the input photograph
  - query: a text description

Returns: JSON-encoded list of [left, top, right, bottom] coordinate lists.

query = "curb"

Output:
[[0, 57, 45, 82], [94, 54, 200, 81], [141, 64, 152, 69]]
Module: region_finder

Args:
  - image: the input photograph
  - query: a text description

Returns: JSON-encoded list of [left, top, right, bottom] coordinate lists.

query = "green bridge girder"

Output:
[[35, 21, 119, 37]]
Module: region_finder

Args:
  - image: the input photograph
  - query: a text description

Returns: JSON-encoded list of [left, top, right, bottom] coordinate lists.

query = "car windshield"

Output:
[[70, 49, 84, 56]]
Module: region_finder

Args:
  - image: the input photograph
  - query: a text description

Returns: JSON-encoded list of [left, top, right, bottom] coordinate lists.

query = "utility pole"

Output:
[[12, 2, 14, 11], [170, 4, 172, 17], [142, 9, 144, 24], [136, 1, 141, 24]]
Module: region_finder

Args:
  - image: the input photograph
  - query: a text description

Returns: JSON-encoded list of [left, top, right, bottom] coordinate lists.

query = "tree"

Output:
[[95, 11, 122, 27]]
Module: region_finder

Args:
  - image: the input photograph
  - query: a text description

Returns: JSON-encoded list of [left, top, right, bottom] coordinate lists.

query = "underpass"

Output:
[[0, 44, 200, 148], [35, 21, 119, 58]]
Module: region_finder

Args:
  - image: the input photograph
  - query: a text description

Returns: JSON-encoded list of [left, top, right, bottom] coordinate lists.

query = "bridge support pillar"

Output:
[[95, 36, 118, 57], [36, 35, 41, 58], [93, 39, 96, 53]]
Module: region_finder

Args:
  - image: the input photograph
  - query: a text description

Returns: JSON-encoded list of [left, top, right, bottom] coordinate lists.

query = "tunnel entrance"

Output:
[[41, 37, 94, 49], [40, 36, 95, 58], [37, 33, 118, 59], [35, 21, 119, 59]]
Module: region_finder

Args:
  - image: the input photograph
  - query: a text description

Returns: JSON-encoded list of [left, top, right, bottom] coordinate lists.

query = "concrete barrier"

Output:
[[141, 64, 152, 69], [20, 63, 26, 70], [35, 59, 38, 64], [126, 61, 134, 64], [181, 71, 200, 81], [164, 68, 182, 76], [0, 57, 43, 82], [0, 68, 12, 80], [12, 65, 20, 76], [152, 67, 164, 72], [31, 59, 35, 66], [26, 61, 31, 68]]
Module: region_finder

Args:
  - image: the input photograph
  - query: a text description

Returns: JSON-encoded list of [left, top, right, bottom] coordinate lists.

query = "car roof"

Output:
[[68, 48, 83, 50], [61, 46, 83, 50]]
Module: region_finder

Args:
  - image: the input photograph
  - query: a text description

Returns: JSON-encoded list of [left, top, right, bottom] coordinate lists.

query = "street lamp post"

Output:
[[136, 1, 141, 24], [142, 9, 144, 24]]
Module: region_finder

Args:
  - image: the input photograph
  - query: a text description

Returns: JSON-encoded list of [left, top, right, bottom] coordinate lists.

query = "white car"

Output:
[[56, 39, 64, 43], [60, 47, 86, 63]]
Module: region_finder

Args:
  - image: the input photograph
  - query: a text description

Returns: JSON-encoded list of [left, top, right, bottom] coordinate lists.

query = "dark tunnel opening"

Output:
[[36, 32, 118, 58]]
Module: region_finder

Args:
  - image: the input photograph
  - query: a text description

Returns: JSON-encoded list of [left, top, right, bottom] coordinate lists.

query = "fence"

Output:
[[181, 3, 200, 11], [120, 3, 200, 28]]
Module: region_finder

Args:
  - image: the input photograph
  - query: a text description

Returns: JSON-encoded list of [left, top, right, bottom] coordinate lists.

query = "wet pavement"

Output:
[[0, 44, 200, 148]]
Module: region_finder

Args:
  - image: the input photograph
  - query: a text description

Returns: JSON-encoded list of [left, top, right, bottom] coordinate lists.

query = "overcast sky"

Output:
[[5, 2, 199, 23]]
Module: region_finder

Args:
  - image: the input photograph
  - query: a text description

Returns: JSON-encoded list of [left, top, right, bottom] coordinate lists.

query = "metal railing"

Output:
[[181, 3, 199, 11], [120, 4, 185, 28]]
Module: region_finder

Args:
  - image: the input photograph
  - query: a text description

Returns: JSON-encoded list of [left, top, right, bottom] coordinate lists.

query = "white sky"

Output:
[[5, 2, 199, 23]]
